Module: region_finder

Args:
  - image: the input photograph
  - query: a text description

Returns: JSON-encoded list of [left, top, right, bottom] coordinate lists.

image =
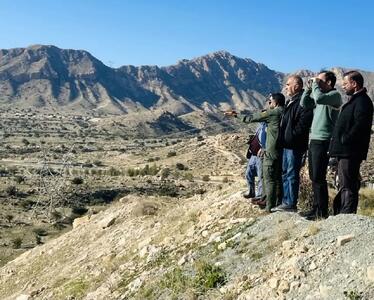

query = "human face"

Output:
[[268, 97, 277, 109], [317, 73, 331, 93], [285, 77, 300, 97], [342, 76, 357, 96]]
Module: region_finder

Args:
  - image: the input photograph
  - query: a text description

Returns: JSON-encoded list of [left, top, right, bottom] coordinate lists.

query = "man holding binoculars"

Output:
[[300, 71, 342, 220]]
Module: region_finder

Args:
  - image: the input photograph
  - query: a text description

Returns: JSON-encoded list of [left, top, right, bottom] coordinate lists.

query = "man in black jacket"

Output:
[[275, 75, 313, 212], [329, 71, 373, 214]]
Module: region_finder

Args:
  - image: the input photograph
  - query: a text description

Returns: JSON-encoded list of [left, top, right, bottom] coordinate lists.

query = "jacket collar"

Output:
[[342, 88, 367, 108], [286, 90, 303, 107]]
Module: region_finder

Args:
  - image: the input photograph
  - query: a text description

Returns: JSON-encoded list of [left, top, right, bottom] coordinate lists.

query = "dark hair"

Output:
[[270, 92, 285, 107], [343, 70, 364, 88], [319, 70, 337, 87]]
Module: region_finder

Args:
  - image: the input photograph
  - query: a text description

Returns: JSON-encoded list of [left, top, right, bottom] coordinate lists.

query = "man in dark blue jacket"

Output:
[[329, 71, 373, 214], [275, 75, 313, 212]]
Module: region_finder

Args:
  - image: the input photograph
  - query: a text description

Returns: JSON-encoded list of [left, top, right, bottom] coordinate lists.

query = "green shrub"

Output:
[[193, 261, 227, 291]]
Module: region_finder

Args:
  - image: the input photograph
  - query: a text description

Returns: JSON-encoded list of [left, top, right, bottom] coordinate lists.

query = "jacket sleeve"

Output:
[[240, 110, 273, 123], [312, 83, 342, 108], [292, 105, 313, 138], [341, 98, 373, 144], [300, 89, 316, 109]]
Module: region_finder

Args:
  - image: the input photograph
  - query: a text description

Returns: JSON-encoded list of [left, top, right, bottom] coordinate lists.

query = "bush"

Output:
[[167, 151, 177, 158], [158, 182, 178, 197], [161, 168, 171, 180], [14, 175, 25, 184], [72, 206, 88, 216], [72, 177, 84, 185], [21, 138, 30, 146], [176, 163, 187, 171], [183, 172, 194, 181], [108, 167, 121, 176], [11, 237, 23, 249], [33, 228, 48, 236], [6, 185, 17, 196], [193, 261, 226, 291]]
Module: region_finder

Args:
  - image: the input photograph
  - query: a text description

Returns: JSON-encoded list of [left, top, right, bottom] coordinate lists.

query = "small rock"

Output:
[[217, 242, 227, 251], [367, 265, 374, 282], [268, 278, 279, 289], [129, 277, 143, 293], [202, 230, 209, 238], [278, 280, 290, 293], [309, 262, 317, 271], [227, 232, 242, 242], [208, 232, 221, 243], [290, 281, 300, 291], [178, 255, 187, 266], [336, 234, 354, 246], [72, 215, 90, 228], [186, 226, 195, 237], [230, 218, 247, 224], [99, 216, 116, 229], [319, 285, 333, 299], [282, 240, 293, 251], [139, 247, 148, 258]]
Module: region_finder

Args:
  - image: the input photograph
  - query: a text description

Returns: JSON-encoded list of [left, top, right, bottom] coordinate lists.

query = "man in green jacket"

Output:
[[225, 93, 285, 212], [300, 70, 342, 220]]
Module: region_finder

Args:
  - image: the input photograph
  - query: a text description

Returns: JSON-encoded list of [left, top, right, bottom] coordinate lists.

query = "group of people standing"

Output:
[[225, 70, 373, 220]]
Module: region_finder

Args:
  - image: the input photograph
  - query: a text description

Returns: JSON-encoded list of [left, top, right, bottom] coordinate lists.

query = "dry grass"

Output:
[[358, 188, 374, 217]]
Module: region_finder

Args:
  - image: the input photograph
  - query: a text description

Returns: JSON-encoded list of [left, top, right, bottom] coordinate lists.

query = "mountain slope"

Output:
[[0, 46, 285, 114]]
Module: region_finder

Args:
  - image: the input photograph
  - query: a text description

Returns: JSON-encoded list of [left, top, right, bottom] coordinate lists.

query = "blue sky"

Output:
[[0, 0, 373, 72]]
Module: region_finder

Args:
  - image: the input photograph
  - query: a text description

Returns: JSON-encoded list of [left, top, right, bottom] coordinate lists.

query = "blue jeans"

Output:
[[282, 149, 304, 207], [245, 156, 263, 197]]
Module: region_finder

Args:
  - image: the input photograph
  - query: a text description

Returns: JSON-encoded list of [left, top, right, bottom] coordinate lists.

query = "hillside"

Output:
[[0, 182, 373, 300]]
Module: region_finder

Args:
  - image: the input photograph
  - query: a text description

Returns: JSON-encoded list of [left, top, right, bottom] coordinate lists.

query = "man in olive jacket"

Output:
[[225, 93, 285, 212], [329, 71, 373, 214]]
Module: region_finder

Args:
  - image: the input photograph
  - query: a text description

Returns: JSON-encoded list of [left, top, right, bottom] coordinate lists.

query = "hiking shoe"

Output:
[[304, 214, 328, 221], [272, 204, 297, 212], [299, 209, 316, 218], [304, 211, 328, 221], [250, 197, 262, 204], [255, 199, 267, 209], [242, 192, 255, 199]]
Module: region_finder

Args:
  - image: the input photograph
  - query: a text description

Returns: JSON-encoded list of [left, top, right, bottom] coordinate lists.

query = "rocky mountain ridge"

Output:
[[0, 45, 337, 116]]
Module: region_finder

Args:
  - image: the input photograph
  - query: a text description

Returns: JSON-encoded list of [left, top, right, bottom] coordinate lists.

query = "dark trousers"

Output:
[[334, 158, 362, 214], [308, 140, 330, 216], [263, 155, 283, 210]]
